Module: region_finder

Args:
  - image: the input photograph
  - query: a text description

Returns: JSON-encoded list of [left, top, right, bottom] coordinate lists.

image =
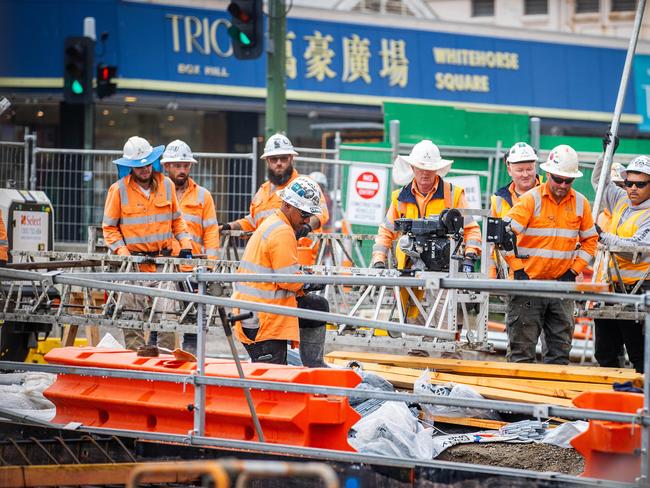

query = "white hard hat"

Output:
[[610, 162, 625, 182], [113, 136, 164, 168], [261, 133, 299, 159], [277, 176, 322, 215], [621, 155, 650, 179], [161, 139, 197, 164], [309, 171, 328, 187], [506, 142, 537, 164], [395, 140, 453, 172], [539, 144, 583, 178]]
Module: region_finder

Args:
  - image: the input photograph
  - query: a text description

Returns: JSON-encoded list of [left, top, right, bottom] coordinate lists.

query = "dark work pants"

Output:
[[505, 295, 575, 365], [297, 293, 329, 368], [243, 339, 288, 365], [594, 318, 644, 373]]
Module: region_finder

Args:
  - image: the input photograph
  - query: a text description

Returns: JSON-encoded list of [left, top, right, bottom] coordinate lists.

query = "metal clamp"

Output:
[[532, 404, 550, 421]]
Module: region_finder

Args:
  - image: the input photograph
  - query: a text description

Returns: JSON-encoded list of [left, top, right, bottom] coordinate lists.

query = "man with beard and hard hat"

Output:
[[490, 142, 541, 278], [103, 136, 193, 351], [503, 144, 598, 364], [231, 175, 328, 366], [220, 134, 329, 239], [372, 140, 482, 325], [591, 153, 650, 373], [161, 139, 220, 354]]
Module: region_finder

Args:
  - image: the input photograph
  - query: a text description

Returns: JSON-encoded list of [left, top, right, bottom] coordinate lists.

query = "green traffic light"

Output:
[[239, 32, 252, 46], [71, 80, 84, 94]]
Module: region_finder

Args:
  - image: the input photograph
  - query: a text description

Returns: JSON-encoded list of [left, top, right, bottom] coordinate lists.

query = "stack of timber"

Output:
[[326, 351, 643, 428]]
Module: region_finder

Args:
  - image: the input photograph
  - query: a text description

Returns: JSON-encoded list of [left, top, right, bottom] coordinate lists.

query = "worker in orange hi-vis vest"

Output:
[[102, 136, 193, 352], [0, 209, 8, 265], [220, 134, 329, 263], [232, 175, 329, 367], [504, 144, 598, 365], [161, 139, 220, 355]]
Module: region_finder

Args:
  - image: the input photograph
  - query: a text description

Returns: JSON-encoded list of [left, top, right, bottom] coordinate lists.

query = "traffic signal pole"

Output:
[[265, 0, 287, 137]]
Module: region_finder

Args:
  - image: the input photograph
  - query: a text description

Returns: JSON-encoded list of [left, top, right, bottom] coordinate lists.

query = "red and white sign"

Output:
[[346, 165, 388, 226], [355, 172, 380, 199]]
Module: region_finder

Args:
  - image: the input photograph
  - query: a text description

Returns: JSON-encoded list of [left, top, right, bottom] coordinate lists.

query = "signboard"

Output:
[[446, 175, 482, 221], [634, 55, 650, 131], [346, 165, 389, 225], [13, 210, 49, 252]]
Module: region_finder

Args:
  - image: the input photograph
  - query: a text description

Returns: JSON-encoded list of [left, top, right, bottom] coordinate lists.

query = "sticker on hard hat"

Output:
[[290, 181, 319, 205]]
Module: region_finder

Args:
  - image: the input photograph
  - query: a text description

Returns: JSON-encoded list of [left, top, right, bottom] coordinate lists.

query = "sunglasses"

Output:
[[550, 174, 575, 185], [624, 180, 650, 189], [298, 209, 313, 219]]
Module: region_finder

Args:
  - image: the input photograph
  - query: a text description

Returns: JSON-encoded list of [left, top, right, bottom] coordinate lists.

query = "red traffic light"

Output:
[[227, 2, 251, 22]]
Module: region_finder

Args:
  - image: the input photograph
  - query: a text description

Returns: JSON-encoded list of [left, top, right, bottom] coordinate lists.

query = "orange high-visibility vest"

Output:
[[171, 178, 219, 260], [232, 210, 303, 344], [505, 181, 598, 279], [607, 198, 650, 285], [0, 210, 8, 261], [102, 172, 192, 269]]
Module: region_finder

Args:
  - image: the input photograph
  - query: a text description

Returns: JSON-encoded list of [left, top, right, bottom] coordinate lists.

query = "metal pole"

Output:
[[28, 135, 37, 191], [265, 0, 287, 137], [332, 131, 342, 225], [389, 120, 400, 194], [530, 117, 541, 153], [641, 301, 650, 483], [193, 278, 207, 436], [592, 0, 646, 220], [23, 130, 31, 190]]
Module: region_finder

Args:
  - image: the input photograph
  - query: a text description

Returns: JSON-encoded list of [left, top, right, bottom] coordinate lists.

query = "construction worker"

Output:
[[220, 134, 329, 240], [161, 139, 219, 354], [103, 136, 193, 351], [490, 142, 540, 278], [0, 210, 8, 266], [591, 153, 650, 373], [232, 175, 328, 366], [504, 144, 598, 364]]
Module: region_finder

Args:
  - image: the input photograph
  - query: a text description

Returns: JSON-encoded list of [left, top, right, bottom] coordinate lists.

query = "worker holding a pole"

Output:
[[232, 175, 329, 366], [592, 145, 650, 373], [489, 142, 540, 278], [102, 136, 193, 351], [161, 139, 220, 355], [504, 144, 598, 364]]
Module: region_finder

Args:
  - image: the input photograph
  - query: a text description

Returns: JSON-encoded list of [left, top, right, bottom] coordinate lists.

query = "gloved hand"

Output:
[[219, 223, 231, 232], [595, 223, 603, 236], [602, 130, 620, 155], [0, 260, 6, 268], [613, 381, 643, 393], [372, 261, 386, 269], [295, 223, 312, 239], [179, 249, 193, 259], [558, 269, 577, 282], [303, 282, 326, 293], [462, 252, 478, 273], [514, 269, 529, 280]]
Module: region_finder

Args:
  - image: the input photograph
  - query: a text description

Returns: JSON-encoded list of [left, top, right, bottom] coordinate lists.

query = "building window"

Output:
[[524, 0, 548, 14], [472, 0, 494, 17], [575, 0, 599, 13], [611, 0, 636, 11]]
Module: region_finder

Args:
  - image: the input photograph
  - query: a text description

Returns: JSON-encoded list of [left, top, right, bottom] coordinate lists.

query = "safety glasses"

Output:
[[298, 209, 313, 219], [550, 174, 575, 185], [624, 180, 650, 189]]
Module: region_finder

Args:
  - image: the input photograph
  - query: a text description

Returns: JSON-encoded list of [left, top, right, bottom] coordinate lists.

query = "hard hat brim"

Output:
[[277, 189, 323, 215], [113, 145, 164, 167], [261, 148, 299, 159], [160, 156, 198, 164], [539, 162, 583, 178], [397, 155, 453, 172]]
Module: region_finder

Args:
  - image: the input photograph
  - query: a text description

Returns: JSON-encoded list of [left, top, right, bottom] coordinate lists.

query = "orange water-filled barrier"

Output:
[[571, 391, 643, 482], [44, 347, 361, 451]]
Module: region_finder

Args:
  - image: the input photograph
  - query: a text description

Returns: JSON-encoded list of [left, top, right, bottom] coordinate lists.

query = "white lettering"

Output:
[[166, 14, 182, 53]]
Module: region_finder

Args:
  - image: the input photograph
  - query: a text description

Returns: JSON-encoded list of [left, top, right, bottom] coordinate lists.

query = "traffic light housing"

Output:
[[96, 64, 117, 99], [63, 36, 94, 104], [227, 0, 264, 60]]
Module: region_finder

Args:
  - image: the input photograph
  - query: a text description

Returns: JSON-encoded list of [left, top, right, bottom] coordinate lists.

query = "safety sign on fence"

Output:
[[446, 175, 482, 220], [346, 165, 389, 226]]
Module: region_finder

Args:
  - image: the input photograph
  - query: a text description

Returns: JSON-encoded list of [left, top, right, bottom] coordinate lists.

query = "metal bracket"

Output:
[[532, 404, 550, 421]]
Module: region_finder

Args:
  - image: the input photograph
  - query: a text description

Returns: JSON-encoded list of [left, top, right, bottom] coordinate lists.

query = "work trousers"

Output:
[[594, 318, 644, 373], [297, 293, 329, 368], [505, 295, 575, 365], [243, 339, 288, 365]]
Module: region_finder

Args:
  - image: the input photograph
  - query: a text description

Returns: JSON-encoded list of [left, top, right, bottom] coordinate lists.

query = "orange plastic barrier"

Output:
[[571, 391, 644, 482], [44, 347, 361, 451]]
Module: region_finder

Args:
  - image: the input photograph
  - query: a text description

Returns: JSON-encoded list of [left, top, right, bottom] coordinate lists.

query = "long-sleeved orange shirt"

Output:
[[0, 210, 8, 261], [504, 181, 598, 279]]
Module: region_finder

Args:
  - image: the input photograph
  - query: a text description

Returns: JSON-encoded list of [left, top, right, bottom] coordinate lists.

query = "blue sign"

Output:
[[634, 56, 650, 131], [0, 0, 638, 121]]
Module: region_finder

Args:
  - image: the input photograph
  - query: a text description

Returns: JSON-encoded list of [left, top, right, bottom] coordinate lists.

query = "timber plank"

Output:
[[326, 351, 642, 385]]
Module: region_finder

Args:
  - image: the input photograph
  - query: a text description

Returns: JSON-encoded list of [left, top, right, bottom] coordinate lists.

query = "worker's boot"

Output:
[[299, 325, 327, 368], [183, 333, 198, 355]]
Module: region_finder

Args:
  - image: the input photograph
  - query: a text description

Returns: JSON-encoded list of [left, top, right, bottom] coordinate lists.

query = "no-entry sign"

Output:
[[346, 165, 388, 225]]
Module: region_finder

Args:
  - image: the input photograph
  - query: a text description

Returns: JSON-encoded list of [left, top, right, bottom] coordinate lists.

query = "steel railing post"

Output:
[[193, 277, 207, 437]]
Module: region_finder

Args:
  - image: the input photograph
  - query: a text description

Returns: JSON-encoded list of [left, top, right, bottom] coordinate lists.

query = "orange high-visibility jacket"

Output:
[[372, 176, 481, 266], [0, 210, 8, 261], [504, 181, 598, 279], [232, 210, 303, 345], [235, 169, 329, 232], [171, 178, 219, 260], [102, 172, 192, 259]]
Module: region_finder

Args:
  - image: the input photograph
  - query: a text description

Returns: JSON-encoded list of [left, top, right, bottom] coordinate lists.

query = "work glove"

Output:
[[295, 223, 312, 239], [602, 130, 620, 155], [178, 249, 193, 259], [613, 381, 643, 393], [219, 223, 231, 232], [595, 223, 603, 236], [303, 282, 326, 293], [462, 252, 478, 273], [372, 261, 386, 269], [558, 269, 577, 282], [513, 269, 529, 280]]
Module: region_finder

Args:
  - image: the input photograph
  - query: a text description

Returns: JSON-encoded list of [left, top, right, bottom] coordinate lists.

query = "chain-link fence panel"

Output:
[[0, 141, 27, 189]]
